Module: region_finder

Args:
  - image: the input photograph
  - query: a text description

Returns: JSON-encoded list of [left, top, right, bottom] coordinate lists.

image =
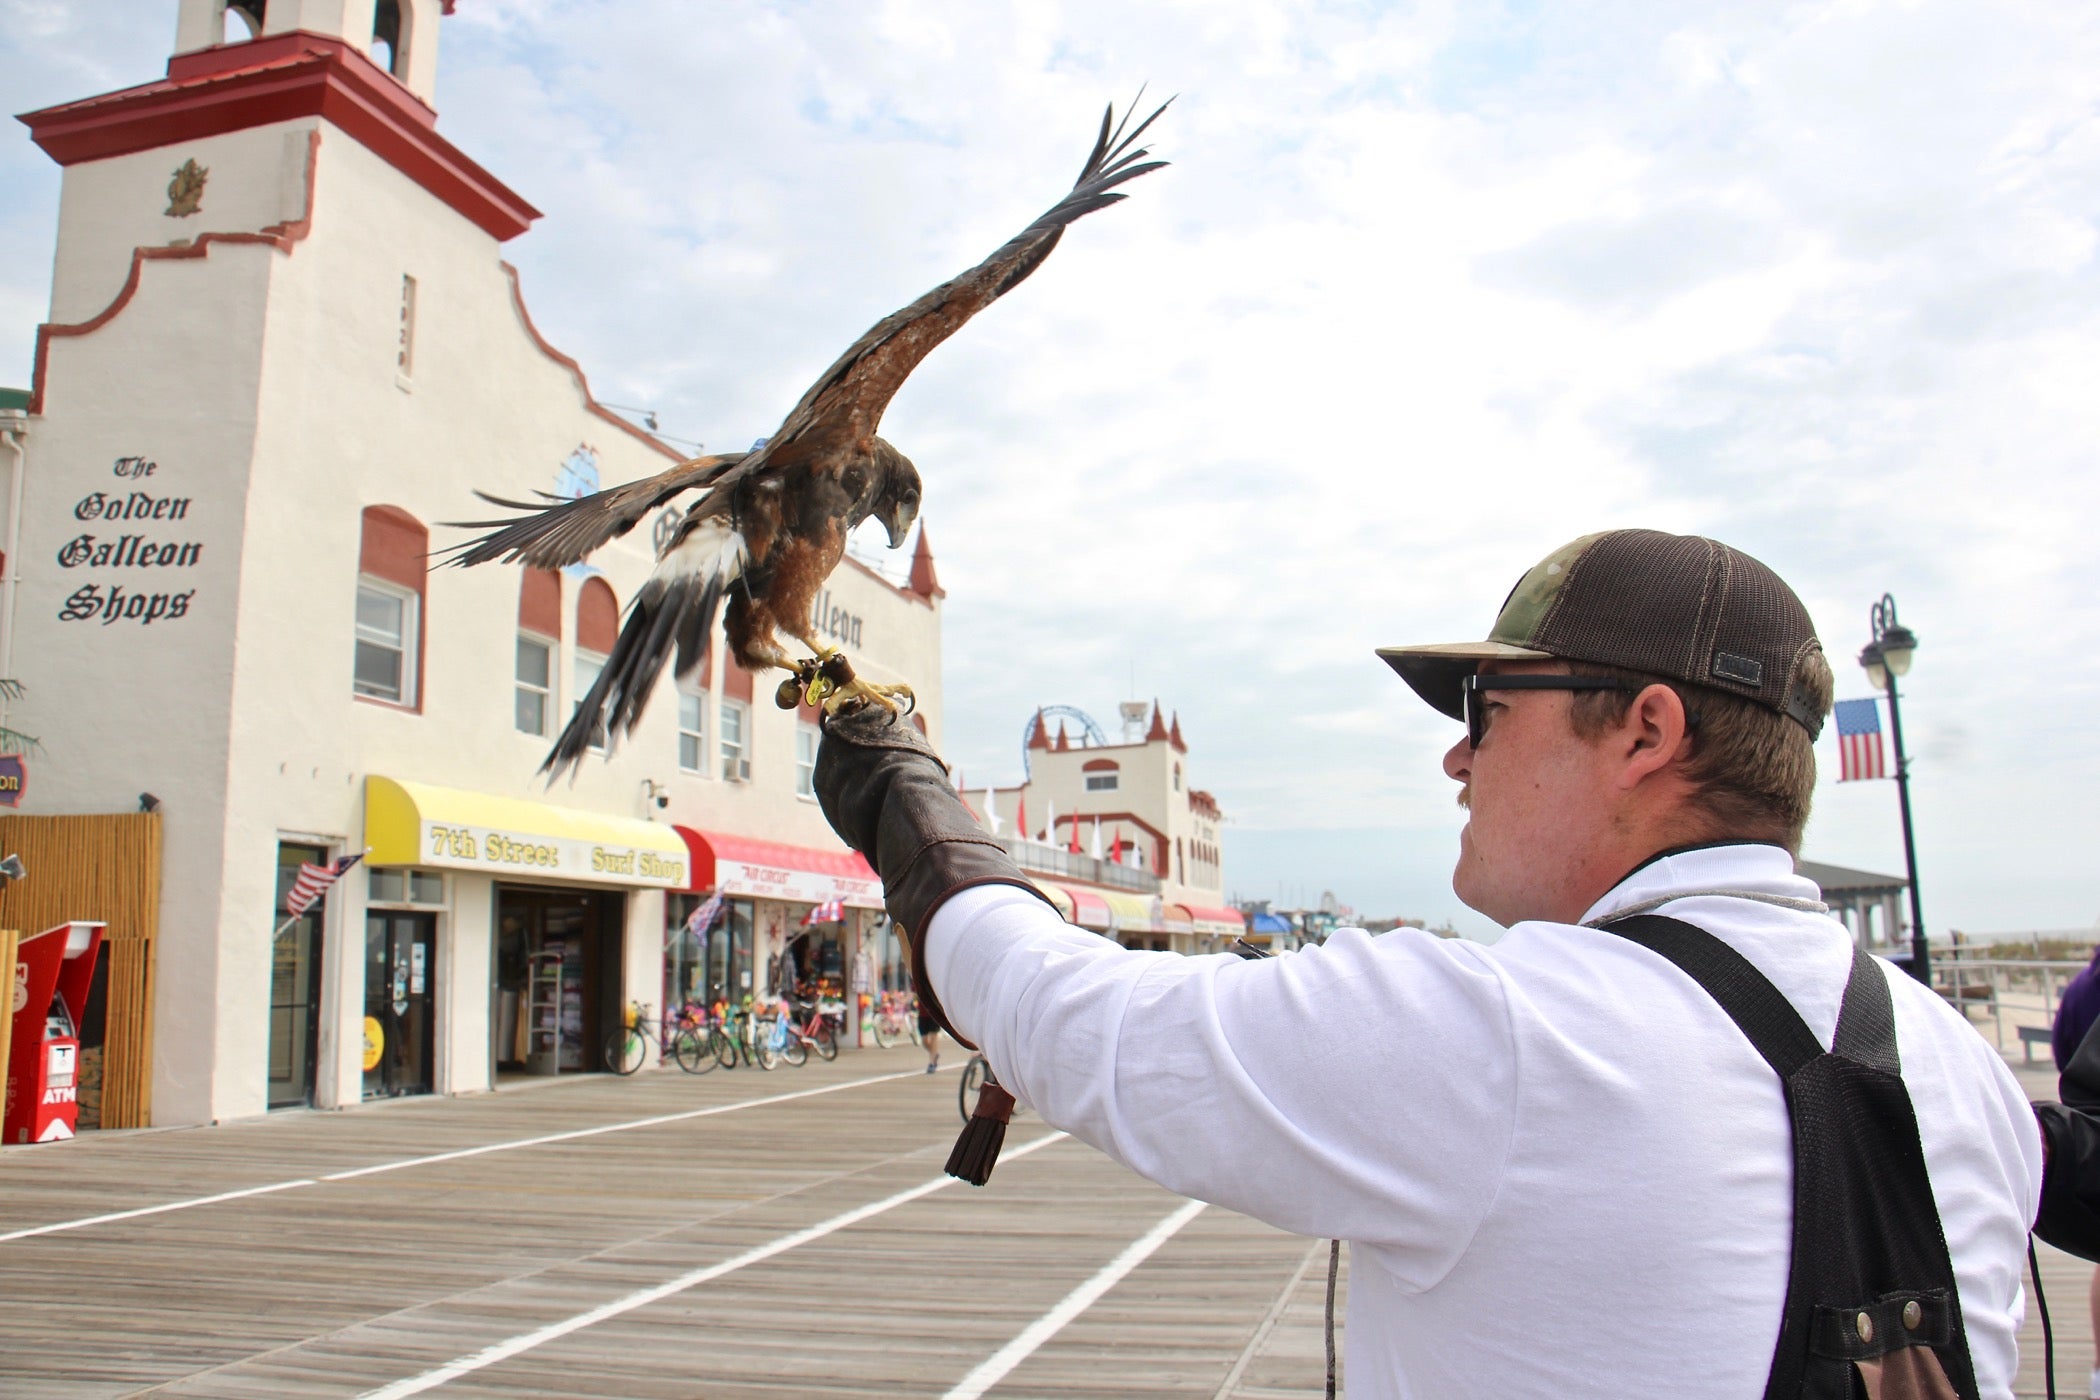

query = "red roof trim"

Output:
[[1180, 903, 1246, 928], [28, 126, 320, 414], [17, 31, 539, 243]]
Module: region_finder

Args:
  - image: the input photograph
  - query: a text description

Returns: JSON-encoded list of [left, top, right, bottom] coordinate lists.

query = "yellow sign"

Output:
[[362, 1016, 384, 1071], [364, 777, 688, 889]]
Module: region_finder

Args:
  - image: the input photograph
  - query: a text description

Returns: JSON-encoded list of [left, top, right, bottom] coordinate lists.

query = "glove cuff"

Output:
[[874, 765, 1057, 1047]]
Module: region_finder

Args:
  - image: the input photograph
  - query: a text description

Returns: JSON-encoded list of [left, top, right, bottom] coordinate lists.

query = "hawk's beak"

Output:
[[883, 502, 918, 550]]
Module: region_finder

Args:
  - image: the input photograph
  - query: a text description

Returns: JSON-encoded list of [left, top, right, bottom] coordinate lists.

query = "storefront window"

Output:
[[369, 868, 445, 905], [702, 898, 756, 1003]]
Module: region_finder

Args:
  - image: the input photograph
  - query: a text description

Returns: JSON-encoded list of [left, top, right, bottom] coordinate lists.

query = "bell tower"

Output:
[[172, 0, 448, 105]]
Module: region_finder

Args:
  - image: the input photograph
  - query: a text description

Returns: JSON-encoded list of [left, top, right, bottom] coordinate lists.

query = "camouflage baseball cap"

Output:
[[1377, 529, 1828, 738]]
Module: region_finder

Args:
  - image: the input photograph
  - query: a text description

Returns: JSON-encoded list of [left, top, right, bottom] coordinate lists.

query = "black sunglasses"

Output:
[[1459, 674, 1632, 749]]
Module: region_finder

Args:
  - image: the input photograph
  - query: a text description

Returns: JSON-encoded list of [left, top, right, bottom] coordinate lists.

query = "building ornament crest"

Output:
[[165, 158, 207, 218]]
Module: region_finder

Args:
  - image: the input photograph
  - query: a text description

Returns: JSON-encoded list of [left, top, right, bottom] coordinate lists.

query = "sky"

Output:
[[4, 0, 2099, 938]]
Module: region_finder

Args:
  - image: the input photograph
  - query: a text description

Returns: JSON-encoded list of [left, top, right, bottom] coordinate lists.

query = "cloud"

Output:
[[6, 0, 2100, 934]]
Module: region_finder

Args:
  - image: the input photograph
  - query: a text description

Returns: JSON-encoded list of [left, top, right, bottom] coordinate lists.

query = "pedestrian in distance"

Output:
[[814, 529, 2041, 1399], [920, 1003, 941, 1074]]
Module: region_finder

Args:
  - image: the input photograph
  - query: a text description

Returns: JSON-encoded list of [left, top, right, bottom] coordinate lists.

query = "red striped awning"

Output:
[[1181, 904, 1246, 936], [675, 827, 880, 907], [1057, 885, 1113, 931]]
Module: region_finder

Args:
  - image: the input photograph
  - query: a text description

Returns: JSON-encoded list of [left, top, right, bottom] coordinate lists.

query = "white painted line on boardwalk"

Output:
[[0, 1178, 316, 1244], [0, 1068, 925, 1244], [941, 1197, 1209, 1400], [322, 1070, 924, 1180], [356, 1131, 1071, 1400]]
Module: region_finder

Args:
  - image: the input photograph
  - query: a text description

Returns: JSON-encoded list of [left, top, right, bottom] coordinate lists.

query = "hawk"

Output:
[[445, 97, 1170, 780]]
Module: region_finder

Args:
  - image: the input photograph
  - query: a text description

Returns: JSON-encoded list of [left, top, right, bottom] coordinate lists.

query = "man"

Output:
[[815, 529, 2041, 1397]]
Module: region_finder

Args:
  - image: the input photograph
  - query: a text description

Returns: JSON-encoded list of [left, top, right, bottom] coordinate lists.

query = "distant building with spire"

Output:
[[974, 701, 1238, 954]]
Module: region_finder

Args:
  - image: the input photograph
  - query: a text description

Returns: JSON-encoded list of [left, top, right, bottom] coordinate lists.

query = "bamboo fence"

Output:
[[0, 813, 161, 1128]]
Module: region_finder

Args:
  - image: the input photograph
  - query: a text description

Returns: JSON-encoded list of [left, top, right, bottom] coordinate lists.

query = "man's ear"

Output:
[[1615, 683, 1694, 789]]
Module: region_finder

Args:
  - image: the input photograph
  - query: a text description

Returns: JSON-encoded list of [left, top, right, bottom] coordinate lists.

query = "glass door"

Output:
[[363, 910, 436, 1099], [269, 843, 327, 1109]]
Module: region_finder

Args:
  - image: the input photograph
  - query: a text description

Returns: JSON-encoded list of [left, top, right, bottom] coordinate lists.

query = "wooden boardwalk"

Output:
[[0, 1042, 2081, 1398], [0, 1048, 1337, 1399]]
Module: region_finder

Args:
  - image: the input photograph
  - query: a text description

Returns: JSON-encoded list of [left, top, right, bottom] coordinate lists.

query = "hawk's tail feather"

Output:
[[539, 522, 743, 783]]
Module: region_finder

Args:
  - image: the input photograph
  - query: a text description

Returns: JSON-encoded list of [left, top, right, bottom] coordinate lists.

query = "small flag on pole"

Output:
[[687, 891, 725, 936], [1834, 698, 1887, 782], [286, 852, 363, 917], [803, 898, 844, 925]]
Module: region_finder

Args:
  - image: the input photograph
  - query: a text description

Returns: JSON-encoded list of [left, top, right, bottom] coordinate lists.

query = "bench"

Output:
[[2018, 1024, 2053, 1065]]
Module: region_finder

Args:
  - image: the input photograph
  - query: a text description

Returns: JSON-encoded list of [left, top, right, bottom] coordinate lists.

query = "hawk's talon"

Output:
[[821, 677, 915, 718]]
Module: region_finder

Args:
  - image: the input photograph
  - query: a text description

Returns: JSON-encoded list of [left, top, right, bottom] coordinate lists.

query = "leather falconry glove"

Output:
[[814, 701, 1058, 1184]]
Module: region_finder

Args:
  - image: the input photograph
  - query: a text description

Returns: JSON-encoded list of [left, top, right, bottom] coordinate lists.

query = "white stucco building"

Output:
[[973, 703, 1242, 955], [5, 0, 946, 1125]]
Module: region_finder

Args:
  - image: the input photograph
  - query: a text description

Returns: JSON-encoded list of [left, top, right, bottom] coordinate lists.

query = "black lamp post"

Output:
[[1858, 594, 1927, 984]]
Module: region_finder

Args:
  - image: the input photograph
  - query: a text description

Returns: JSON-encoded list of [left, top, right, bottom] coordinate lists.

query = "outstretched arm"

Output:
[[814, 708, 1515, 1265]]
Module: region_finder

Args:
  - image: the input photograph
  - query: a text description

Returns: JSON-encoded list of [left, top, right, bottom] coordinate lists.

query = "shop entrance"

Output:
[[493, 886, 625, 1074], [269, 842, 327, 1109], [364, 910, 436, 1099]]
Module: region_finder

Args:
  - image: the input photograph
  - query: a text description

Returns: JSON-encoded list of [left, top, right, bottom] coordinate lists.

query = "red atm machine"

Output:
[[6, 921, 105, 1145]]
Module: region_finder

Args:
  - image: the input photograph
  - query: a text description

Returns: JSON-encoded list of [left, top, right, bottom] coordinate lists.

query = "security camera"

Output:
[[654, 793, 669, 810]]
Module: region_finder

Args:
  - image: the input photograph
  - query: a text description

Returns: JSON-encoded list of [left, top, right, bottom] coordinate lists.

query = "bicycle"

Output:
[[958, 1053, 1031, 1126], [603, 1002, 705, 1075], [667, 1001, 722, 1074], [776, 997, 840, 1067], [870, 990, 919, 1048], [716, 998, 778, 1071]]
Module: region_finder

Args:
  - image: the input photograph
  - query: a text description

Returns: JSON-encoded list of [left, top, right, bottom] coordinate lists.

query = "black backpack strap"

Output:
[[1602, 914, 1823, 1078], [1832, 944, 1901, 1075]]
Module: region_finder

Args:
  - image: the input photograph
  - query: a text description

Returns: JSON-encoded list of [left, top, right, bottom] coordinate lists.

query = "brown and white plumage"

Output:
[[444, 96, 1171, 780]]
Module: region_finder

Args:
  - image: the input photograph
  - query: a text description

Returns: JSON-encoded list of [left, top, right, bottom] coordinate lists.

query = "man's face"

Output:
[[1440, 661, 1623, 927]]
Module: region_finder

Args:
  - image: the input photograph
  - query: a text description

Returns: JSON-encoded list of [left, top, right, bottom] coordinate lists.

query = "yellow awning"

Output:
[[1099, 890, 1161, 933], [365, 776, 689, 889], [1028, 879, 1076, 921]]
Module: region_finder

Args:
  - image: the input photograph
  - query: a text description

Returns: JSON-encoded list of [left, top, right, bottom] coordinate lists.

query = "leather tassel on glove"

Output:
[[813, 701, 1061, 1189], [948, 1068, 1018, 1185]]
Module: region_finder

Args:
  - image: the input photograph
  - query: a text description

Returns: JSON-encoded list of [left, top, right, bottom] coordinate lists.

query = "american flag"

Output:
[[686, 892, 725, 936], [803, 898, 844, 925], [286, 853, 363, 917], [1834, 698, 1887, 782]]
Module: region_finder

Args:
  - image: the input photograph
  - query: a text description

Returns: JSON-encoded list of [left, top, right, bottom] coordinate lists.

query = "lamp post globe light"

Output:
[[1858, 593, 1928, 984]]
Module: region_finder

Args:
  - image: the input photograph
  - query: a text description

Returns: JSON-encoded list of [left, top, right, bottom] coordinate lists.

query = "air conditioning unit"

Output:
[[724, 759, 751, 783]]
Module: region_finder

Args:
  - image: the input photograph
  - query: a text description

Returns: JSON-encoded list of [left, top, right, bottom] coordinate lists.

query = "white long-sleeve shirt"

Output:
[[926, 843, 2042, 1398]]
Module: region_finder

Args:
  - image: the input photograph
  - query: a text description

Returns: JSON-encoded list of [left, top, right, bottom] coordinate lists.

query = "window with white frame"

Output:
[[720, 699, 750, 781], [574, 652, 608, 751], [678, 690, 707, 774], [354, 578, 416, 703], [795, 722, 818, 798], [516, 634, 553, 736]]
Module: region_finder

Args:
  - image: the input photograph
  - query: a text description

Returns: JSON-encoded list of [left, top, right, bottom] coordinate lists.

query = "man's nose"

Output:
[[1443, 734, 1472, 784]]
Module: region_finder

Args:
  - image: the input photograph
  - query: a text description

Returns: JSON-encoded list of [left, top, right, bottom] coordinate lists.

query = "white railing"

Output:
[[1929, 957, 2086, 1059]]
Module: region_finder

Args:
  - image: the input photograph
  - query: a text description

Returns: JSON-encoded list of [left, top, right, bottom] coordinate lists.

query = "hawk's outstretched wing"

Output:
[[439, 450, 748, 571], [685, 95, 1172, 513]]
